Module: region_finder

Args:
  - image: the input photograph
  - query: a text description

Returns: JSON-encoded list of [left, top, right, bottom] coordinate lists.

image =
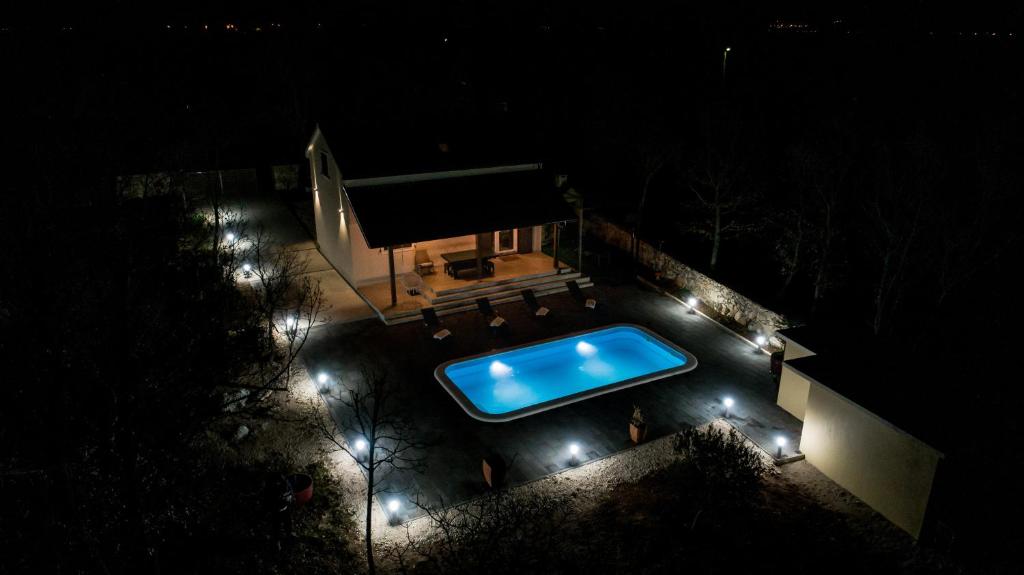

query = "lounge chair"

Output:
[[475, 297, 507, 329], [414, 249, 435, 276], [567, 280, 597, 309], [520, 289, 550, 317], [421, 307, 451, 340]]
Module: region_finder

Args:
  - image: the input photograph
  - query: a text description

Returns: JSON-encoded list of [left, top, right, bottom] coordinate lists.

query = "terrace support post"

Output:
[[552, 223, 560, 272], [388, 246, 397, 306], [475, 233, 483, 278], [577, 208, 584, 274]]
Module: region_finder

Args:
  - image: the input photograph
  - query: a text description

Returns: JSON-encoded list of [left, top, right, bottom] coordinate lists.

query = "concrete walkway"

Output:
[[226, 188, 375, 325]]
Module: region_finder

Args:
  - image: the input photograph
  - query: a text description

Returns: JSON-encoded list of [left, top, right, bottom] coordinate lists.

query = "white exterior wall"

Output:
[[799, 379, 942, 538], [777, 336, 817, 420], [308, 130, 354, 280], [777, 365, 811, 421]]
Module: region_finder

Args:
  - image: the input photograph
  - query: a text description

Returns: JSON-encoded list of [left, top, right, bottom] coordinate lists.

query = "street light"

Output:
[[722, 46, 731, 78]]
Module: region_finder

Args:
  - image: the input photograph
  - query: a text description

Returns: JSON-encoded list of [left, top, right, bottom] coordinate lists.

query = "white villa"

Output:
[[305, 124, 587, 323]]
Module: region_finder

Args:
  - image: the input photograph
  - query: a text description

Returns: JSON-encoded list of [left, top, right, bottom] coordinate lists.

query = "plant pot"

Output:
[[287, 473, 314, 507], [630, 422, 647, 444], [482, 454, 507, 488]]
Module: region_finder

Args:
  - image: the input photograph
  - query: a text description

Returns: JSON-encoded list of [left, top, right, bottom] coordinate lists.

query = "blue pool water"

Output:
[[435, 324, 697, 421]]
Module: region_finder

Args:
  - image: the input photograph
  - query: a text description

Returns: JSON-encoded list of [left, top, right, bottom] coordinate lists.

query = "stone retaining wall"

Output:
[[587, 214, 788, 344]]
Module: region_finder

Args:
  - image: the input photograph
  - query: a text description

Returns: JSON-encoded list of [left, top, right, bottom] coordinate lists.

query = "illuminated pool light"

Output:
[[489, 360, 513, 379], [575, 340, 598, 357]]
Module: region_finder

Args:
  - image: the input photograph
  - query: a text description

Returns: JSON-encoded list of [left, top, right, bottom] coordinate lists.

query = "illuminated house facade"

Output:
[[305, 124, 584, 323]]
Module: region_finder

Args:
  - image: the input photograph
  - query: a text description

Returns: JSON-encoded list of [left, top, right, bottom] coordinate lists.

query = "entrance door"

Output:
[[494, 229, 517, 253]]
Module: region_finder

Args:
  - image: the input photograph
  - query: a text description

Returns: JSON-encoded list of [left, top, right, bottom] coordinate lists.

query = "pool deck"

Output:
[[302, 281, 803, 519]]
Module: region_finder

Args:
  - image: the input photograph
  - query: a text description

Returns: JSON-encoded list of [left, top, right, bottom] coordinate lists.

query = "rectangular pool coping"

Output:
[[434, 323, 699, 422]]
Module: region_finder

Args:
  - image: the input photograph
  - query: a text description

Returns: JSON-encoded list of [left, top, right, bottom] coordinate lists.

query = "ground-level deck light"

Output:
[[569, 442, 580, 465], [723, 396, 734, 418], [687, 296, 698, 314], [241, 263, 252, 278], [387, 498, 402, 524], [775, 436, 787, 458]]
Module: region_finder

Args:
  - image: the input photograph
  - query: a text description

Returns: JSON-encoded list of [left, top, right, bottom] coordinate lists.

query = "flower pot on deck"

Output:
[[482, 453, 507, 489], [630, 422, 648, 445], [287, 473, 314, 507]]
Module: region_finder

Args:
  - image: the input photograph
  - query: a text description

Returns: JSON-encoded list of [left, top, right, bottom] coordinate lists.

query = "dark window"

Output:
[[319, 152, 330, 178]]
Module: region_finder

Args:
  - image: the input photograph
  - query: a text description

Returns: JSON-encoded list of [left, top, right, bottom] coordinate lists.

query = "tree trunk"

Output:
[[710, 205, 721, 270], [778, 220, 802, 299], [365, 457, 376, 575]]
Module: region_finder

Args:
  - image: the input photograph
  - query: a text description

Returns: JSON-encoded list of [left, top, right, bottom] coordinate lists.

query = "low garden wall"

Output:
[[586, 214, 788, 345]]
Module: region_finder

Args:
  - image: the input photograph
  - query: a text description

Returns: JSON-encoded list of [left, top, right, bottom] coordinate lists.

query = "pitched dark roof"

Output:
[[317, 114, 544, 181], [345, 170, 576, 248]]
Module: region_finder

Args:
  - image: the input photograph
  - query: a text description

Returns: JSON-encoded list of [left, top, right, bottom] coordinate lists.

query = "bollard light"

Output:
[[723, 396, 734, 418], [755, 335, 767, 347], [317, 372, 329, 385], [687, 297, 698, 314], [242, 263, 252, 278], [568, 442, 580, 465], [775, 436, 787, 458], [225, 232, 236, 243]]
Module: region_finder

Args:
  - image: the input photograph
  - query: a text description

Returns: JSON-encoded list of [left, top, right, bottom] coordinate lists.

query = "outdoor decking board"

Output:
[[303, 282, 802, 519]]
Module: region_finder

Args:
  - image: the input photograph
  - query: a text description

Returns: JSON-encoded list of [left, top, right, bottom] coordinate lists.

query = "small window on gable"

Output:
[[319, 152, 330, 178]]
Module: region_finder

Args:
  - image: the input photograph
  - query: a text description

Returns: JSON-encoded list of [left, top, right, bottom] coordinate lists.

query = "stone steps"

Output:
[[384, 274, 594, 325]]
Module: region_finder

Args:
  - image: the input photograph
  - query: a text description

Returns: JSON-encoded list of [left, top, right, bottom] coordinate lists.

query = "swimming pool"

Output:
[[435, 324, 697, 422]]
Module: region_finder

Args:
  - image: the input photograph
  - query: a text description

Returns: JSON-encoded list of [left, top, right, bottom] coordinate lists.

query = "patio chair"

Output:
[[421, 307, 451, 341], [414, 249, 435, 276], [567, 280, 597, 309], [475, 297, 507, 329], [520, 288, 550, 317]]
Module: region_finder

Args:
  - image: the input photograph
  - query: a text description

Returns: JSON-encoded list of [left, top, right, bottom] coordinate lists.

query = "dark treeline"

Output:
[[3, 3, 1023, 572]]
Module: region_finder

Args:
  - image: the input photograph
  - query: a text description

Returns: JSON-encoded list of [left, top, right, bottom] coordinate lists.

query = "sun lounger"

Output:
[[421, 307, 451, 340], [566, 280, 597, 309], [476, 297, 507, 329], [521, 288, 550, 317]]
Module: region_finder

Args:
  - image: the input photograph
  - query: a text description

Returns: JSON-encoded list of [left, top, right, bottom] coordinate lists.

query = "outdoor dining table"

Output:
[[441, 249, 496, 278]]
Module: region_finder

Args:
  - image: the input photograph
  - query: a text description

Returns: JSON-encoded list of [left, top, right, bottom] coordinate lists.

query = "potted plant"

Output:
[[629, 405, 647, 444]]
